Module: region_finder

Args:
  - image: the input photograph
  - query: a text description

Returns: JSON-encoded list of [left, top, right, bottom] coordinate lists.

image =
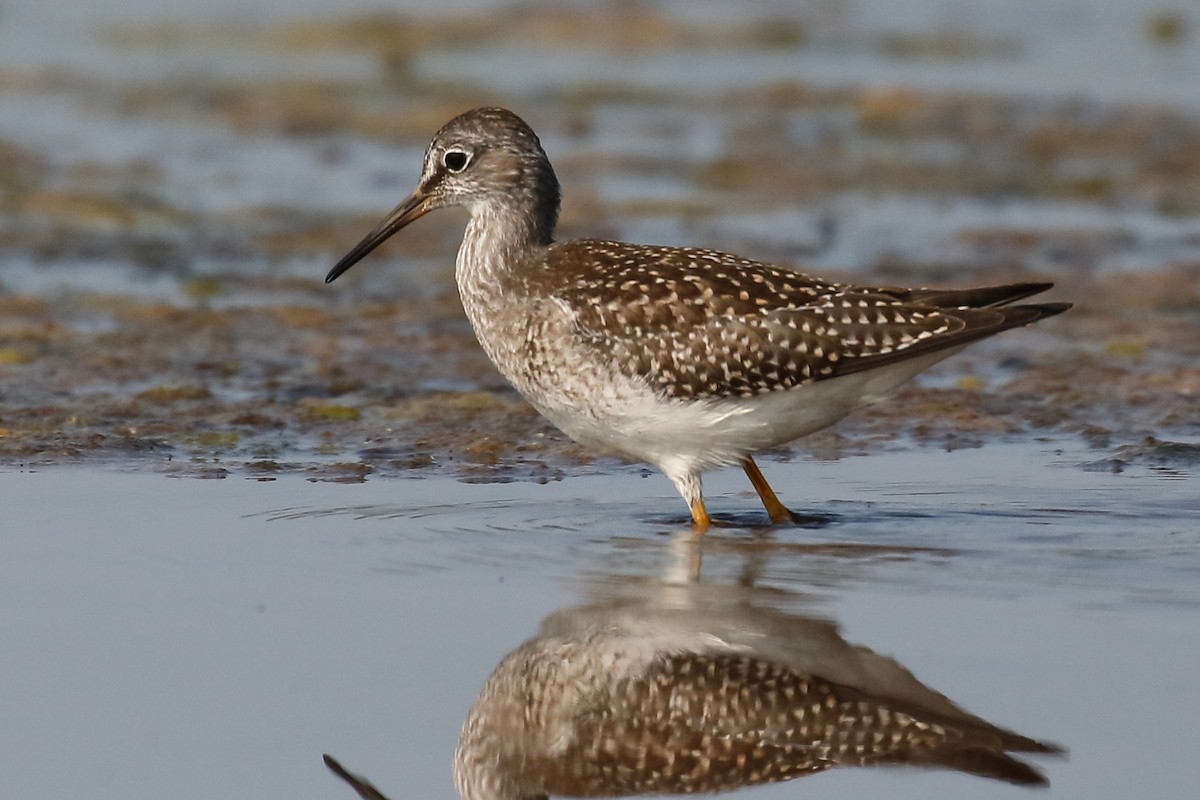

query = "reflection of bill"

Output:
[[326, 578, 1063, 799]]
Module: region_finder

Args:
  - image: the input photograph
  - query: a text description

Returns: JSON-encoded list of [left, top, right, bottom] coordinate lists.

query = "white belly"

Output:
[[531, 346, 964, 479]]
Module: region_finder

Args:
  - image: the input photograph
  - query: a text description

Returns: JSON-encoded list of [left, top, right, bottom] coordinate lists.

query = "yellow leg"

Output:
[[741, 456, 793, 524], [689, 497, 712, 535]]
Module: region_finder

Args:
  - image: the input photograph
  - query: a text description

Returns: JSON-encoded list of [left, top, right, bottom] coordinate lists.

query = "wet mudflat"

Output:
[[2, 2, 1199, 799]]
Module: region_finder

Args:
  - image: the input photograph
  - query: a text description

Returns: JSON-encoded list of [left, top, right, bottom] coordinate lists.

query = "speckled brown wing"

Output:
[[536, 653, 1053, 796], [549, 240, 1067, 401]]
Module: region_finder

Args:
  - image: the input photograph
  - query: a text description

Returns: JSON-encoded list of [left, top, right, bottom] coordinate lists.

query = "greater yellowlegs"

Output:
[[327, 107, 1069, 532]]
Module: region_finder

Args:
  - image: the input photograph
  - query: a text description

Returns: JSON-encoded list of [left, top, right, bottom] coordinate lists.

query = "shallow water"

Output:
[[4, 441, 1198, 799]]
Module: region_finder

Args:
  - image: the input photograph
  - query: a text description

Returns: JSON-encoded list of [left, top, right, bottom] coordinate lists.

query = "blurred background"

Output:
[[1, 0, 1198, 472]]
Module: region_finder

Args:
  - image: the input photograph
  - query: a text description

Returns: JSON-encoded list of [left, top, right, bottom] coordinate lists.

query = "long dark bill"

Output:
[[325, 190, 432, 284]]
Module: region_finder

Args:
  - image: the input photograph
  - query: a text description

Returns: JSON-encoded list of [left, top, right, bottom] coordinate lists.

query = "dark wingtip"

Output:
[[1034, 739, 1069, 757], [903, 281, 1058, 309], [915, 745, 1061, 787], [1023, 301, 1073, 318]]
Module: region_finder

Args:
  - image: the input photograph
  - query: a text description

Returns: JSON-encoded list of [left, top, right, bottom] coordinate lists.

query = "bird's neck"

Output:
[[453, 201, 552, 378], [465, 198, 547, 253], [454, 169, 560, 372], [456, 160, 561, 282], [456, 199, 555, 299]]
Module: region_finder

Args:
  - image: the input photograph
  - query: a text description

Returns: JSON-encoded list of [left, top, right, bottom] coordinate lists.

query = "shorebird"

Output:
[[324, 579, 1062, 800], [327, 107, 1069, 532]]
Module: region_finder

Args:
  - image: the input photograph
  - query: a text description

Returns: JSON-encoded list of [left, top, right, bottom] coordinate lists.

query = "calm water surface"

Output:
[[4, 442, 1198, 799]]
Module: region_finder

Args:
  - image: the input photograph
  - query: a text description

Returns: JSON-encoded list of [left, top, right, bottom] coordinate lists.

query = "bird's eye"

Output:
[[443, 149, 471, 173]]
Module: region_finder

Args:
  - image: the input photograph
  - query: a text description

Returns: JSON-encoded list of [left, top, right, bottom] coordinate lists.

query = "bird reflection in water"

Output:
[[326, 540, 1063, 798]]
